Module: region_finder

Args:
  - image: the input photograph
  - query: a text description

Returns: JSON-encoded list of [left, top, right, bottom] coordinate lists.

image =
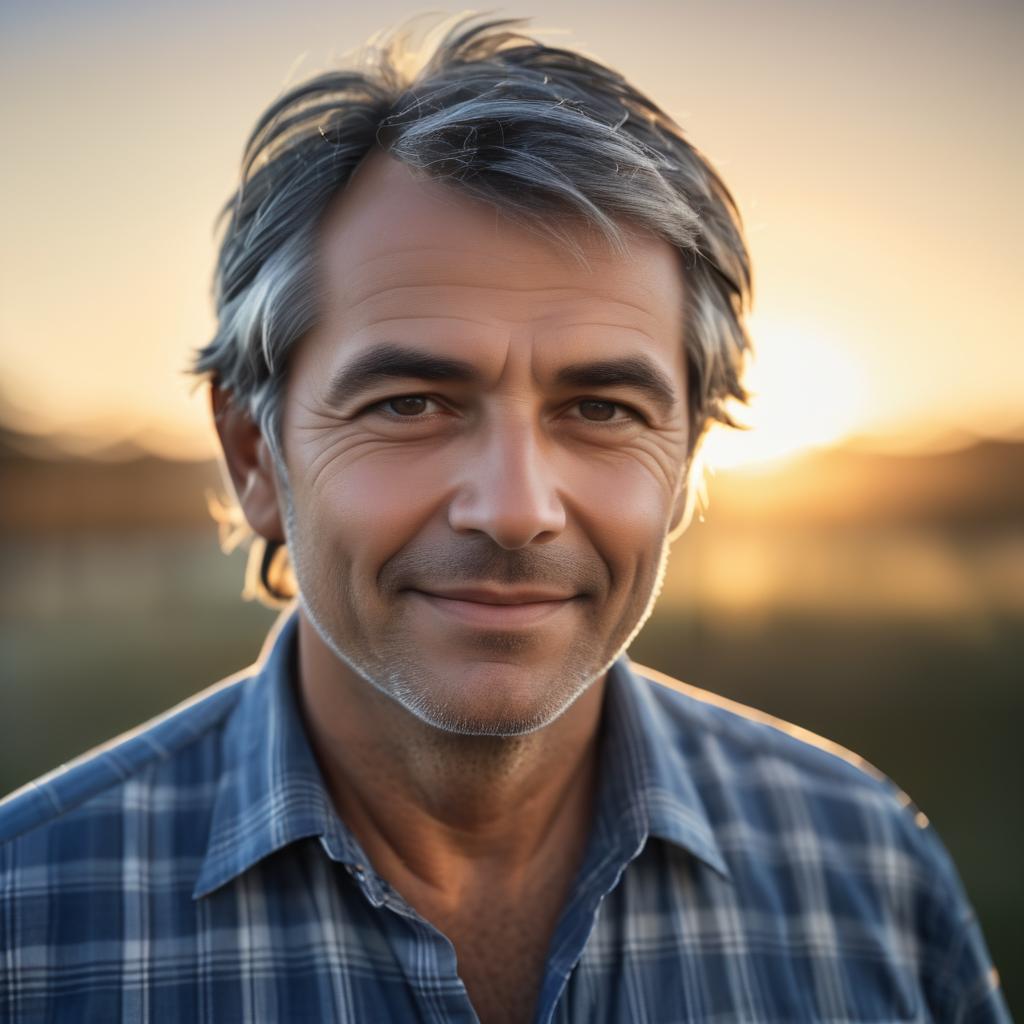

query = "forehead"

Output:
[[312, 151, 686, 346]]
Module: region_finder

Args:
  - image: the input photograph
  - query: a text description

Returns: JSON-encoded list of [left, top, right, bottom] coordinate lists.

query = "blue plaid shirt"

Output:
[[1, 607, 1011, 1022]]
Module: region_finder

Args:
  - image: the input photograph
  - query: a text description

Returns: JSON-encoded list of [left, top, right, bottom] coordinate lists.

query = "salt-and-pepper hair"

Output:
[[190, 14, 754, 603]]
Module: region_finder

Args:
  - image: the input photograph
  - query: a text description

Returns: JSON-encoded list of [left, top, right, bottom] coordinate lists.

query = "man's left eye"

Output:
[[381, 395, 437, 417]]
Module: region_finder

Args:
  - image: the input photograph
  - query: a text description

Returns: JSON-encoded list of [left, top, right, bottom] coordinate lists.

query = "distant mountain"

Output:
[[704, 439, 1024, 531], [0, 426, 223, 533]]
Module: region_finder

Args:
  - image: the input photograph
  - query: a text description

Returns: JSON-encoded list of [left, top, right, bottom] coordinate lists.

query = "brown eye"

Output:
[[387, 396, 429, 416], [579, 400, 617, 421]]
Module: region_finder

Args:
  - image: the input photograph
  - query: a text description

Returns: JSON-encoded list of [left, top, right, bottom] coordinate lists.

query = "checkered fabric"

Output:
[[0, 607, 1011, 1022]]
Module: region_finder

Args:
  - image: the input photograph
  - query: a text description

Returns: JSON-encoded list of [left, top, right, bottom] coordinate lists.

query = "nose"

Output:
[[447, 414, 567, 549]]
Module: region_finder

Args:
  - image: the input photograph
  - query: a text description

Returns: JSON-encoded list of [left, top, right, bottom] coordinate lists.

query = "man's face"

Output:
[[276, 152, 691, 737]]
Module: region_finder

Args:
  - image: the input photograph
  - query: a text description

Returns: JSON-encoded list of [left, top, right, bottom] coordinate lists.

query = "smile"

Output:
[[409, 590, 579, 629]]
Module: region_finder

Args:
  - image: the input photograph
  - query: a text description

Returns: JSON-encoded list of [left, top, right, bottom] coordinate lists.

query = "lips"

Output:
[[409, 589, 578, 628], [417, 586, 578, 605]]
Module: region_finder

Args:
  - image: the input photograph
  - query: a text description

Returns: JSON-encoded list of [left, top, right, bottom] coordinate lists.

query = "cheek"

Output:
[[301, 448, 452, 557], [563, 456, 676, 584], [572, 455, 674, 532], [291, 437, 677, 589]]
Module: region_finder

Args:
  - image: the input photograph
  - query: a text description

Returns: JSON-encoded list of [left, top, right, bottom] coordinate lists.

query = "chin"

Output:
[[390, 661, 586, 738], [414, 705, 555, 738]]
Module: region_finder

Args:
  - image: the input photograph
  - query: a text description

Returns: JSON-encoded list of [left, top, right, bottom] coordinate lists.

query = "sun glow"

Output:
[[700, 316, 871, 473]]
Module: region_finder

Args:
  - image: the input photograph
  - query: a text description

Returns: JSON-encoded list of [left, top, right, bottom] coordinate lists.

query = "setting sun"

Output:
[[701, 315, 870, 472]]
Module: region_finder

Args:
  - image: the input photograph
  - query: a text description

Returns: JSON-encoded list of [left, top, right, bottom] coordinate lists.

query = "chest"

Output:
[[386, 836, 590, 1024], [438, 898, 558, 1024]]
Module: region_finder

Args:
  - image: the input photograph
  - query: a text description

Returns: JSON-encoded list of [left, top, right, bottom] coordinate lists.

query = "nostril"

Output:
[[447, 484, 566, 549]]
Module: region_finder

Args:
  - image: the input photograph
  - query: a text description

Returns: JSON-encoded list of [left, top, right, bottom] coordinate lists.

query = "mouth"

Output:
[[408, 590, 580, 629]]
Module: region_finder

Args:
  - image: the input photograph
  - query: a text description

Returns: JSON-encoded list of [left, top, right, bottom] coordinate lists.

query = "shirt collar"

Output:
[[192, 605, 362, 899], [598, 654, 730, 879], [193, 606, 728, 899]]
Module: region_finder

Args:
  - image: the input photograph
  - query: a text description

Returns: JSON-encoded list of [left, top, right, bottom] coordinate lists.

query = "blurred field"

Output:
[[1, 428, 1021, 1008]]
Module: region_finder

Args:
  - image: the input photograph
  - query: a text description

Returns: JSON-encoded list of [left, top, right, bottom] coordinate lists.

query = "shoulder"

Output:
[[632, 659, 907, 793], [628, 659, 952, 881], [0, 669, 252, 850], [631, 660, 901, 783]]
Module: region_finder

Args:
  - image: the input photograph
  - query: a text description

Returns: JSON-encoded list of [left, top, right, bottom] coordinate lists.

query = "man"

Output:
[[0, 16, 1011, 1024]]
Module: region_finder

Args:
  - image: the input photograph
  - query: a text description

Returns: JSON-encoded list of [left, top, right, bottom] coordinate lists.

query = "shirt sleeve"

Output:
[[911, 815, 1014, 1023]]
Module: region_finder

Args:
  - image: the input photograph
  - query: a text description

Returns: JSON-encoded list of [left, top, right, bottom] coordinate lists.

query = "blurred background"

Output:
[[1, 0, 1021, 1006]]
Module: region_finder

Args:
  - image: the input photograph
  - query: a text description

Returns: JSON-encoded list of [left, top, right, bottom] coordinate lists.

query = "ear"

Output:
[[211, 385, 286, 542]]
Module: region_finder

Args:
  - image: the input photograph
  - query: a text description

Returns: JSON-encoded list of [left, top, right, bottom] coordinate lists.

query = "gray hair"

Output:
[[190, 14, 753, 603]]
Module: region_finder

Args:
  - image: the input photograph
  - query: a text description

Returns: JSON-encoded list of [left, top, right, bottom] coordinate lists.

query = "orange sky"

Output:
[[1, 1, 1021, 469]]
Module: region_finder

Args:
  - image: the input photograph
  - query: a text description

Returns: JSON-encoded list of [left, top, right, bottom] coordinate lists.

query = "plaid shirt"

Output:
[[1, 607, 1011, 1023]]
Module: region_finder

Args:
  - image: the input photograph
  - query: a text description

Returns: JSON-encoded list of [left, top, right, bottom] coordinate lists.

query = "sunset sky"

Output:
[[1, 0, 1021, 469]]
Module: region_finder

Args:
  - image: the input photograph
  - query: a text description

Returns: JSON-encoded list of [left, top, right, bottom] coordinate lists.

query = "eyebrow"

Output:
[[553, 357, 679, 416], [323, 342, 680, 416]]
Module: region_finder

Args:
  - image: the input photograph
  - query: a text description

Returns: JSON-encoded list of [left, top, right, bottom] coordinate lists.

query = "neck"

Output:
[[293, 610, 606, 902]]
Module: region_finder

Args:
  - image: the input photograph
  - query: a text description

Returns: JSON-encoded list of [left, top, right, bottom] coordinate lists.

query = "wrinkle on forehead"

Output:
[[330, 282, 671, 339], [304, 150, 688, 392]]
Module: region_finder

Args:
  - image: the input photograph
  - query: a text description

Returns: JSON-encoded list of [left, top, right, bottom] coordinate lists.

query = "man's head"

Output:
[[195, 16, 753, 736]]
